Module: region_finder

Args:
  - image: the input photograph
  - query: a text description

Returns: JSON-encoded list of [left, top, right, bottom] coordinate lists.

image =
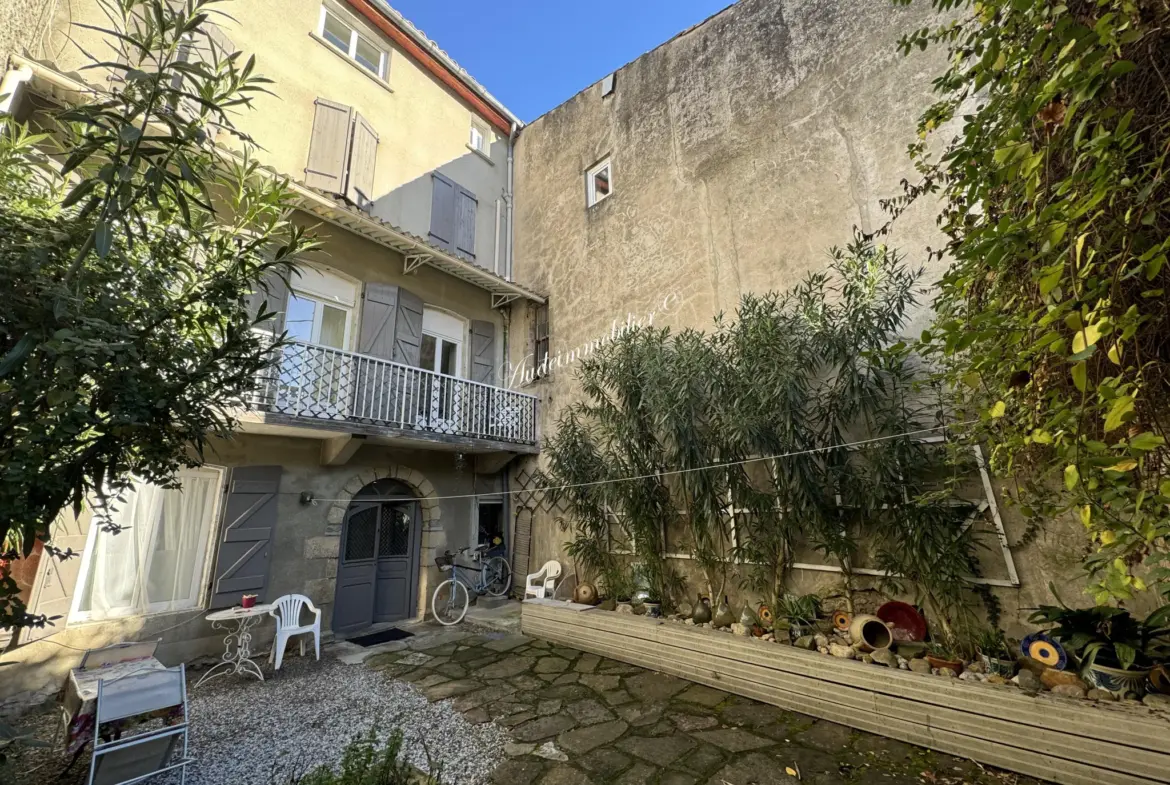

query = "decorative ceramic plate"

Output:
[[1021, 632, 1068, 670], [876, 601, 927, 642], [832, 610, 852, 631]]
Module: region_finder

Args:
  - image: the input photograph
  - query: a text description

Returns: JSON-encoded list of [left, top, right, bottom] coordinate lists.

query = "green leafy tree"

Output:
[[894, 0, 1170, 602], [0, 0, 316, 632]]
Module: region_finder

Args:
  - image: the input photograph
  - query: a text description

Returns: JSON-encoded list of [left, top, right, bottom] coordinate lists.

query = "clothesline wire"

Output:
[[302, 421, 979, 505]]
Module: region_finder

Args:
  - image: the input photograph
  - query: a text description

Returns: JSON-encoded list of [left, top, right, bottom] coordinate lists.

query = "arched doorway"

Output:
[[333, 479, 422, 634]]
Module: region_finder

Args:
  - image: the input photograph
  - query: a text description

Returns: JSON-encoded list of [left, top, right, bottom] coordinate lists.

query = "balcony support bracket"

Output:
[[403, 254, 429, 275], [321, 434, 367, 466], [491, 293, 520, 309]]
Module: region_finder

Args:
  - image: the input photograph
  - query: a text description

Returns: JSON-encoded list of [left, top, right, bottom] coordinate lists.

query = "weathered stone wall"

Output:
[[0, 0, 56, 68], [509, 0, 1094, 630]]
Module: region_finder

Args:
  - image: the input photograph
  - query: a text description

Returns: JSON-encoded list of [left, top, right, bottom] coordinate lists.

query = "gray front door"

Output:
[[333, 498, 421, 634]]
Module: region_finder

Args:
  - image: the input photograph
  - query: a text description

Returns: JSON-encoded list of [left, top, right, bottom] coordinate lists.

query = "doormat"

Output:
[[348, 628, 415, 647]]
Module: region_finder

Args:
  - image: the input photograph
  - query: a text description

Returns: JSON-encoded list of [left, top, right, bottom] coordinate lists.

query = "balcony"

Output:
[[245, 340, 538, 453]]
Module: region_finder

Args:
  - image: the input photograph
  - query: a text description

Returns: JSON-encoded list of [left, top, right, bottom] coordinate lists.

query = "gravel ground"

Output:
[[4, 655, 509, 785]]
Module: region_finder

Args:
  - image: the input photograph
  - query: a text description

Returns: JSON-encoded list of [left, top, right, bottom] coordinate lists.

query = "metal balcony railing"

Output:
[[249, 340, 538, 446]]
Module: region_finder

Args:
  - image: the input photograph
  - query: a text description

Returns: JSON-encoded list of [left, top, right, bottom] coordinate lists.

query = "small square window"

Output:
[[318, 5, 388, 81], [354, 35, 383, 76], [586, 158, 612, 207], [321, 10, 351, 53], [469, 122, 488, 154]]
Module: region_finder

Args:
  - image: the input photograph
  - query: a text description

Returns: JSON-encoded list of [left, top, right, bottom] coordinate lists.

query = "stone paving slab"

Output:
[[371, 623, 1047, 785]]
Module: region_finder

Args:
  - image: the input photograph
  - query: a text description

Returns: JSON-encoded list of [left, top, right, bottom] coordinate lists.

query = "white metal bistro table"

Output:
[[195, 604, 274, 688]]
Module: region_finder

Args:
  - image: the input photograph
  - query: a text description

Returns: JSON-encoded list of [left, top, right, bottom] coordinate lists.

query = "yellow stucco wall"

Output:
[[40, 0, 512, 267]]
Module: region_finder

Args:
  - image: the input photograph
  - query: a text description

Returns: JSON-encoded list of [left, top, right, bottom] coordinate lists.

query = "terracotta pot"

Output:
[[849, 614, 893, 652], [926, 654, 964, 675], [573, 582, 599, 605]]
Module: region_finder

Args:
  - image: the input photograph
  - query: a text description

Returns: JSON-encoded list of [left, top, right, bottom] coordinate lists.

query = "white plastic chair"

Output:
[[268, 594, 321, 670], [524, 560, 562, 599]]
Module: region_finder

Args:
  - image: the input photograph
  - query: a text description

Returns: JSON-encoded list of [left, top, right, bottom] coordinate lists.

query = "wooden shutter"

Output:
[[358, 283, 399, 360], [22, 518, 90, 642], [470, 320, 496, 384], [455, 188, 478, 261], [304, 98, 354, 194], [428, 172, 456, 251], [208, 466, 282, 609], [245, 269, 289, 337], [392, 288, 424, 367], [346, 113, 379, 209], [355, 283, 398, 422]]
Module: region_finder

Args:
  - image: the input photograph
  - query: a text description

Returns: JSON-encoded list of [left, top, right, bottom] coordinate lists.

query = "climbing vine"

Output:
[[893, 0, 1170, 602]]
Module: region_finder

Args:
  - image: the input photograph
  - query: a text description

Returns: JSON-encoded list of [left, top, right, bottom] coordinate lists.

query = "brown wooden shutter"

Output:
[[304, 98, 354, 194], [455, 188, 478, 261], [428, 173, 456, 251], [346, 113, 379, 209], [209, 466, 282, 609], [392, 288, 424, 367], [470, 320, 496, 384]]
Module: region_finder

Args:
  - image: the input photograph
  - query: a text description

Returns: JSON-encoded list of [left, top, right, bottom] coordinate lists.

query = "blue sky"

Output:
[[386, 0, 734, 122]]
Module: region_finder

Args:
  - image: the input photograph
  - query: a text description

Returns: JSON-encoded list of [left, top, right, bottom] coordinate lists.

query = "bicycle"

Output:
[[431, 544, 512, 625]]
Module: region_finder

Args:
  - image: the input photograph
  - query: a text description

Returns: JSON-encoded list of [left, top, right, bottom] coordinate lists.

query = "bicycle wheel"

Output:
[[432, 578, 469, 626], [484, 556, 512, 597]]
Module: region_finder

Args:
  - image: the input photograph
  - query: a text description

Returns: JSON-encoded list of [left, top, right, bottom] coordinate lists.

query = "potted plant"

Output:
[[975, 627, 1018, 677], [643, 592, 662, 618], [775, 593, 822, 643], [924, 641, 965, 675], [1028, 601, 1170, 698]]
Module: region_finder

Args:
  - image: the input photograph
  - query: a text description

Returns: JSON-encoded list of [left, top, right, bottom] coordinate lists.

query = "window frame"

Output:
[[586, 158, 613, 207], [532, 302, 550, 380], [469, 121, 488, 155], [286, 289, 353, 351], [68, 466, 226, 625], [317, 5, 389, 80], [472, 495, 506, 549]]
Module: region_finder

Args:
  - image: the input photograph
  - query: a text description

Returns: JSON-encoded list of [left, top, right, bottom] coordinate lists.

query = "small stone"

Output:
[[987, 675, 1008, 685], [1143, 693, 1170, 709], [1041, 668, 1087, 690], [899, 662, 910, 670], [828, 643, 855, 659], [860, 653, 874, 664], [936, 668, 957, 678], [794, 635, 816, 651], [909, 658, 933, 675], [817, 647, 830, 655], [1051, 684, 1086, 699], [731, 623, 749, 636], [958, 671, 974, 681], [1087, 689, 1116, 701], [1017, 669, 1042, 693], [870, 648, 897, 668], [814, 634, 829, 649], [532, 741, 569, 762], [966, 660, 986, 675], [505, 742, 537, 757], [684, 618, 694, 625]]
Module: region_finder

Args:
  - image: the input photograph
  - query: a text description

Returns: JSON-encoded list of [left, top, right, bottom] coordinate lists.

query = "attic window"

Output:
[[586, 158, 612, 207], [601, 73, 616, 97]]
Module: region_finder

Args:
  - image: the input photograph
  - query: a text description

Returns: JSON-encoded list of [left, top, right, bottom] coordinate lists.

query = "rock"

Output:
[[909, 658, 933, 675], [1143, 693, 1170, 709], [1017, 669, 1042, 693], [829, 643, 856, 659], [958, 671, 974, 681], [987, 675, 1008, 685], [936, 668, 957, 678], [731, 623, 749, 637], [1041, 668, 1087, 690], [860, 653, 874, 665], [814, 634, 829, 649], [871, 648, 897, 668], [1018, 656, 1048, 676], [684, 618, 694, 625], [532, 741, 569, 762], [1051, 684, 1086, 699], [1087, 689, 1116, 701], [966, 660, 986, 675], [504, 742, 536, 757], [793, 635, 815, 650], [817, 647, 830, 654], [899, 662, 910, 670]]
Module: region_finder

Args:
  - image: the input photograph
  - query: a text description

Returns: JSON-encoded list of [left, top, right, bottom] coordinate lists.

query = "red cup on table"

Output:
[[241, 594, 257, 609]]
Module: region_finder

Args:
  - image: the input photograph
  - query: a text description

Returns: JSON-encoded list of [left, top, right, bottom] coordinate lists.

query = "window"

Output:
[[71, 468, 224, 622], [317, 6, 388, 80], [469, 121, 488, 154], [283, 266, 357, 350], [475, 498, 505, 549], [586, 158, 613, 207], [532, 303, 550, 378]]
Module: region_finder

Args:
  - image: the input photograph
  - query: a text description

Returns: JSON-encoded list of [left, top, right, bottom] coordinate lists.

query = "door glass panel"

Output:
[[440, 339, 458, 376], [285, 294, 316, 343], [319, 304, 347, 349], [477, 502, 504, 548], [419, 334, 437, 372], [344, 507, 377, 561], [377, 505, 410, 557]]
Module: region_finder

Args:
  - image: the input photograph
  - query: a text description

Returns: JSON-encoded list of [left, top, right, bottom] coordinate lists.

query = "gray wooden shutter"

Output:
[[355, 283, 399, 422], [23, 519, 90, 642], [305, 98, 353, 194], [346, 113, 379, 210], [470, 320, 496, 384], [245, 269, 289, 337], [428, 172, 456, 251], [392, 288, 424, 366], [455, 188, 478, 261], [358, 283, 399, 359], [209, 466, 282, 609]]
